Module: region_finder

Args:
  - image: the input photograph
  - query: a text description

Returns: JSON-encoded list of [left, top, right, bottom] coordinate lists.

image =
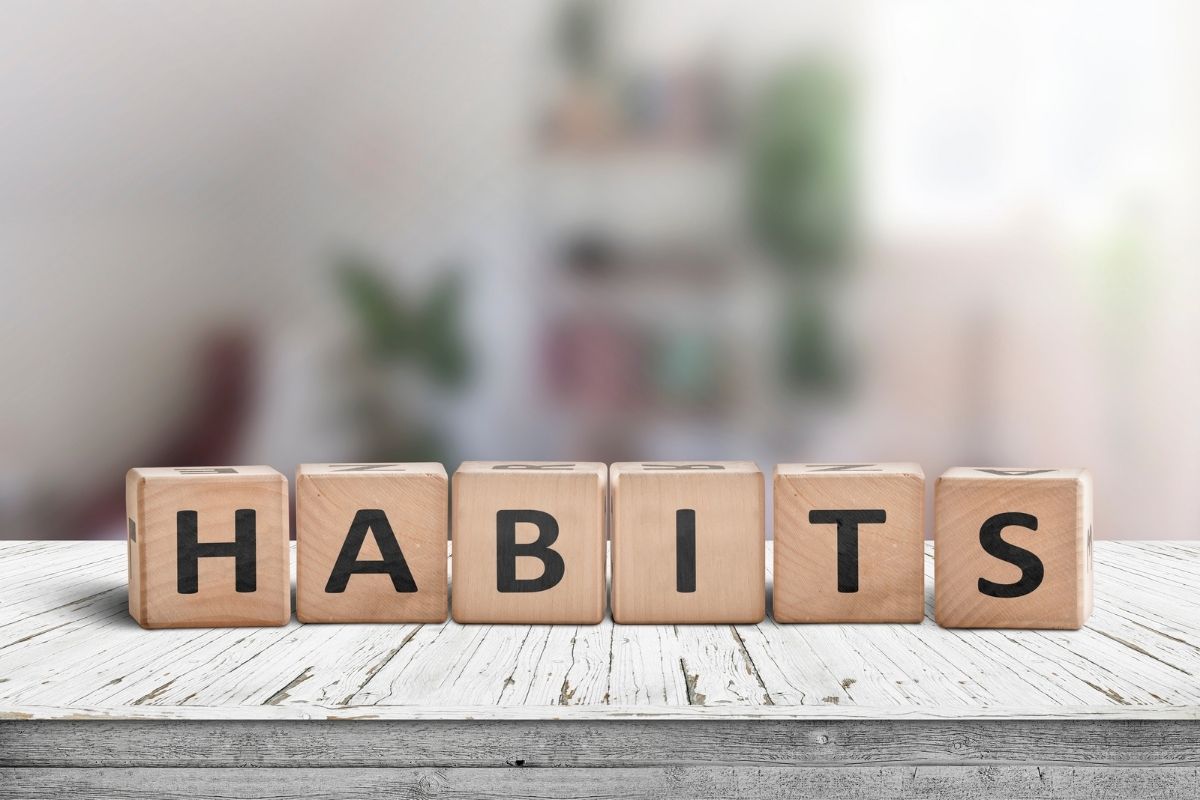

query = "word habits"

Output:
[[126, 462, 1092, 630]]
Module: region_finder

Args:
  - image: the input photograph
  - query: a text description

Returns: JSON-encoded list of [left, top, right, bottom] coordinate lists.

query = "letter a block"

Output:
[[935, 467, 1093, 629], [610, 462, 765, 624], [296, 463, 448, 623], [451, 462, 606, 623], [774, 463, 925, 623], [126, 466, 290, 628]]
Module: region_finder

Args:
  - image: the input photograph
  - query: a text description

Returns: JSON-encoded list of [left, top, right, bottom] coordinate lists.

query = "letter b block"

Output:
[[126, 466, 290, 628], [935, 467, 1093, 629], [296, 463, 448, 623], [610, 462, 765, 623], [773, 463, 925, 623], [451, 462, 607, 623]]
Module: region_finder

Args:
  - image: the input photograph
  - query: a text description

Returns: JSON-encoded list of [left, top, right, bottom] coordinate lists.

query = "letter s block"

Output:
[[451, 462, 606, 623], [935, 467, 1093, 629], [610, 462, 765, 624], [126, 466, 290, 629], [774, 463, 925, 623], [296, 463, 448, 624]]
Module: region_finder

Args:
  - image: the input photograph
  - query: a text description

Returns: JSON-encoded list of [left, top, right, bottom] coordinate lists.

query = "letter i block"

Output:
[[296, 463, 448, 623], [451, 462, 607, 624], [610, 462, 765, 624], [773, 463, 925, 623], [935, 467, 1093, 629], [126, 466, 290, 628]]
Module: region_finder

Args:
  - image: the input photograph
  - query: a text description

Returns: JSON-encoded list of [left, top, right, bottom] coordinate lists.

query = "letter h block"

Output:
[[610, 462, 765, 623], [773, 463, 925, 623], [451, 462, 607, 623], [935, 467, 1093, 629], [126, 466, 290, 628], [296, 463, 448, 623]]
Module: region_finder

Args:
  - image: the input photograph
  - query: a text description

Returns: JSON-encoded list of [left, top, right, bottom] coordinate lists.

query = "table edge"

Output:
[[3, 704, 1199, 722]]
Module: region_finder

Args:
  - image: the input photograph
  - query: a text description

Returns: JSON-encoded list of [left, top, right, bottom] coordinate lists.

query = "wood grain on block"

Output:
[[296, 463, 447, 624], [774, 463, 925, 623], [125, 466, 290, 629], [451, 462, 607, 624], [610, 461, 765, 624], [935, 467, 1093, 629]]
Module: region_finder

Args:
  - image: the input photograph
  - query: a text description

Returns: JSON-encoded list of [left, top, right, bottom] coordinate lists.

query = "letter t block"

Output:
[[774, 463, 925, 623], [935, 467, 1093, 629], [451, 462, 607, 623], [126, 466, 290, 629]]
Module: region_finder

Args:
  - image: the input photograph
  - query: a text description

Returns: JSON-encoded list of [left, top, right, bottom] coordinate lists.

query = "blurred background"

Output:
[[2, 0, 1197, 540]]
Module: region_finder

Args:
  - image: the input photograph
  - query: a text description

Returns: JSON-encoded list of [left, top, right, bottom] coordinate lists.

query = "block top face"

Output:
[[939, 467, 1089, 482], [298, 462, 446, 478], [775, 462, 923, 478], [610, 461, 760, 476], [128, 465, 283, 482], [456, 461, 606, 478]]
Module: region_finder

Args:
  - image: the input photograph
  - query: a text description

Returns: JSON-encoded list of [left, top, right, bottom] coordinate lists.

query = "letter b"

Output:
[[452, 462, 607, 623], [496, 510, 565, 592]]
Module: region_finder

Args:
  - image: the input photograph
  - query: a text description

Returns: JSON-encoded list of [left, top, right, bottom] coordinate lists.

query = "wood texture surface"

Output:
[[451, 462, 607, 624], [125, 466, 290, 629], [296, 463, 447, 623], [6, 719, 1200, 767], [2, 539, 1199, 798], [609, 461, 765, 623], [3, 718, 1200, 797], [4, 712, 1200, 800], [935, 468, 1093, 629], [5, 764, 1199, 800], [774, 463, 925, 623], [1, 540, 1198, 720]]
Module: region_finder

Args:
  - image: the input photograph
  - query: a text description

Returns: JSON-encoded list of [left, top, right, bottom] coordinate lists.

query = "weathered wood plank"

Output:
[[250, 623, 424, 708], [605, 622, 690, 705], [3, 719, 1199, 768], [512, 624, 609, 706], [349, 620, 504, 705], [1, 541, 1199, 722], [0, 550, 124, 615], [2, 764, 1198, 800], [3, 703, 1198, 721]]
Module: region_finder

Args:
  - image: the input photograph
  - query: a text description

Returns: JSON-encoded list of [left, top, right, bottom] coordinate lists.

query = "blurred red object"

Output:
[[66, 330, 258, 539]]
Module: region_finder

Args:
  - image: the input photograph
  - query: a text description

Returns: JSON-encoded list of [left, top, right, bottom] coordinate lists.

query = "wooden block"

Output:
[[451, 462, 607, 624], [296, 463, 448, 624], [610, 462, 765, 624], [125, 466, 290, 629], [773, 463, 925, 623], [935, 467, 1093, 629]]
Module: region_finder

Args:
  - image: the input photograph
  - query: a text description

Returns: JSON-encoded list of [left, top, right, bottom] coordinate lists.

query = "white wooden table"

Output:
[[1, 540, 1197, 799]]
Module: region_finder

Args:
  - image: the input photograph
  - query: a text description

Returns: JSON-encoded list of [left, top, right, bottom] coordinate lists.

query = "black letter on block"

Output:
[[325, 509, 417, 593], [176, 509, 256, 594], [978, 512, 1043, 598], [643, 463, 725, 471], [676, 509, 697, 593], [808, 509, 887, 593], [807, 464, 881, 472], [492, 464, 574, 471], [329, 464, 407, 473], [496, 510, 565, 592]]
